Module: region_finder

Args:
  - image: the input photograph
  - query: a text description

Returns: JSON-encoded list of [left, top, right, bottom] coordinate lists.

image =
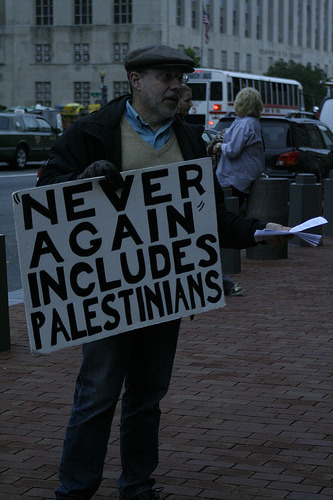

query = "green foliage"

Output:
[[265, 59, 327, 111], [183, 47, 201, 67]]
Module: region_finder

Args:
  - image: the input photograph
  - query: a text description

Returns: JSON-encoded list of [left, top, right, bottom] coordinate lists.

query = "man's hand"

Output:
[[265, 222, 292, 245], [77, 161, 124, 190]]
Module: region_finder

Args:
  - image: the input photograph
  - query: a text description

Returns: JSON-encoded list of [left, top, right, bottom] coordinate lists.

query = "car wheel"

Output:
[[13, 146, 28, 170]]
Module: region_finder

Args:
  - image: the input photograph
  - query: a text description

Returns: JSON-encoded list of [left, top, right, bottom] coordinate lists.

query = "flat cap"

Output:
[[124, 45, 195, 73]]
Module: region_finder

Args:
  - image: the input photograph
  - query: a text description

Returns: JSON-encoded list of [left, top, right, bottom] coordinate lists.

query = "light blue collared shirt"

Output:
[[124, 100, 174, 150]]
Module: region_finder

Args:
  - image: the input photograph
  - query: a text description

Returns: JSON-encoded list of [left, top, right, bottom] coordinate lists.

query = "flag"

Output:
[[203, 7, 211, 44]]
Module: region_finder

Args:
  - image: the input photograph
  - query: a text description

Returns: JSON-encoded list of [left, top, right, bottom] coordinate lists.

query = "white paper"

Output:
[[254, 216, 328, 247]]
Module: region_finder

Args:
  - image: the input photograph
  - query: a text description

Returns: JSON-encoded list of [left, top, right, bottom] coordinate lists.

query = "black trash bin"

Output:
[[246, 177, 289, 260]]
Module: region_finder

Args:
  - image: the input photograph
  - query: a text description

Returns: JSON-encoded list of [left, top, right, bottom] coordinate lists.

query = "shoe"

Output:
[[225, 284, 244, 296], [121, 487, 163, 499]]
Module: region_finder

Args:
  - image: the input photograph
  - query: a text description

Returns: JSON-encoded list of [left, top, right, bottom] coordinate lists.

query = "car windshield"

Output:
[[260, 121, 291, 149], [215, 118, 235, 131], [318, 123, 333, 150], [0, 116, 10, 130]]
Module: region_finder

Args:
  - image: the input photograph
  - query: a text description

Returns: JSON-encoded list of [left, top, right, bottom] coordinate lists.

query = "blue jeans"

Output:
[[222, 271, 235, 295], [55, 319, 181, 499]]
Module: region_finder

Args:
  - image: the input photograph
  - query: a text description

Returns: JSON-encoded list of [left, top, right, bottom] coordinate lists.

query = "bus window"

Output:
[[187, 83, 207, 101], [228, 82, 233, 101], [261, 81, 267, 103], [294, 85, 300, 107], [272, 82, 277, 104], [210, 81, 223, 101], [282, 84, 288, 105], [233, 77, 241, 99], [266, 82, 272, 104], [288, 84, 293, 106], [277, 83, 283, 104], [295, 85, 298, 106]]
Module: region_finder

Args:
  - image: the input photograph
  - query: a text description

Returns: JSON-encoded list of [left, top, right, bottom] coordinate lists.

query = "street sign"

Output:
[[91, 92, 101, 97]]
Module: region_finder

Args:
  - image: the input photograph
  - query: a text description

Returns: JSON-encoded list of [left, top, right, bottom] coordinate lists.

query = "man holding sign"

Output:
[[37, 45, 289, 499]]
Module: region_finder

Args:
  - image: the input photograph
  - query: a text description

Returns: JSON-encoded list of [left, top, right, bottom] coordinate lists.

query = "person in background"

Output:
[[175, 83, 193, 120], [177, 83, 245, 298], [215, 87, 265, 210], [37, 45, 290, 500]]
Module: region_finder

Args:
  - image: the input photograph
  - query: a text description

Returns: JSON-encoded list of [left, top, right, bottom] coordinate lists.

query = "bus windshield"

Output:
[[187, 83, 207, 101]]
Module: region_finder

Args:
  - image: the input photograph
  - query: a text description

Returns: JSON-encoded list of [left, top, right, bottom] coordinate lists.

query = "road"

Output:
[[0, 165, 40, 292]]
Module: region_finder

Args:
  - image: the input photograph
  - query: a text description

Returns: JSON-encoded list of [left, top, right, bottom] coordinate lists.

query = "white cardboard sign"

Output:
[[13, 159, 225, 354]]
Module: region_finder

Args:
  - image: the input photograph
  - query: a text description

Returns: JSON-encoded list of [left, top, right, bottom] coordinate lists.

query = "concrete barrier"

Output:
[[0, 234, 11, 352], [246, 177, 289, 260], [288, 174, 323, 246], [221, 191, 241, 274], [323, 170, 333, 236]]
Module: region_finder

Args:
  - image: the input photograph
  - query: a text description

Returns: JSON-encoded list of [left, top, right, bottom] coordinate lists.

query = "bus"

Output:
[[185, 68, 304, 128]]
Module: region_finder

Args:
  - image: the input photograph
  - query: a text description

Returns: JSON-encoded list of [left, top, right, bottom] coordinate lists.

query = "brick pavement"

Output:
[[1, 238, 332, 499]]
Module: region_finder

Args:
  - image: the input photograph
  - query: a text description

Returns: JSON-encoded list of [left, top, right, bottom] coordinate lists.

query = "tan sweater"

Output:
[[120, 116, 184, 171]]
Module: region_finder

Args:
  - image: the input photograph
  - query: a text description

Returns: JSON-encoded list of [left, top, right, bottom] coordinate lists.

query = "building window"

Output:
[[73, 43, 90, 63], [208, 49, 214, 67], [297, 0, 303, 46], [315, 0, 320, 49], [267, 0, 273, 41], [278, 0, 284, 43], [244, 0, 251, 38], [36, 0, 53, 26], [74, 81, 90, 106], [232, 0, 239, 36], [176, 0, 185, 26], [219, 0, 227, 33], [234, 52, 240, 71], [221, 50, 227, 69], [323, 0, 328, 51], [306, 0, 312, 48], [191, 0, 199, 29], [246, 53, 252, 72], [113, 81, 130, 98], [35, 81, 51, 106], [288, 0, 294, 45], [74, 0, 92, 25], [114, 0, 132, 24], [35, 44, 51, 64], [256, 0, 262, 40], [113, 43, 129, 62]]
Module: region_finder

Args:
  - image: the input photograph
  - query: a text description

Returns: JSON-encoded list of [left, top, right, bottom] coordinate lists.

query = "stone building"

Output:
[[0, 0, 332, 109]]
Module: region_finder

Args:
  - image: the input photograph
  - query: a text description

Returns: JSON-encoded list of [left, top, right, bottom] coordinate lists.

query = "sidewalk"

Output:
[[1, 238, 332, 499]]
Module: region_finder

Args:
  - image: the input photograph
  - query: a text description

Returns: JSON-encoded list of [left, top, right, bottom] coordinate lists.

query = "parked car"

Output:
[[202, 127, 218, 145], [319, 96, 333, 133], [0, 112, 60, 169], [215, 114, 333, 181]]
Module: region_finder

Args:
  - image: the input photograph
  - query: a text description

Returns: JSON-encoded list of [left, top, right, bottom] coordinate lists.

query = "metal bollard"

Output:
[[0, 234, 11, 352], [323, 170, 333, 236], [288, 174, 323, 246], [246, 177, 289, 259], [221, 192, 241, 274]]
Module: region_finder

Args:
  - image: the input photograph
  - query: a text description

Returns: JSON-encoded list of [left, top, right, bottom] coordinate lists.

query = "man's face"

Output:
[[132, 67, 184, 125]]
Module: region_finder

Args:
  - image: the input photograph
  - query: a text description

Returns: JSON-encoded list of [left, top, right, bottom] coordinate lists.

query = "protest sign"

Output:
[[13, 158, 225, 354]]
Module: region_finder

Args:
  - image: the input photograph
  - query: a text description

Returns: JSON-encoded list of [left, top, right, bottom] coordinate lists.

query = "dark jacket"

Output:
[[37, 95, 264, 248]]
